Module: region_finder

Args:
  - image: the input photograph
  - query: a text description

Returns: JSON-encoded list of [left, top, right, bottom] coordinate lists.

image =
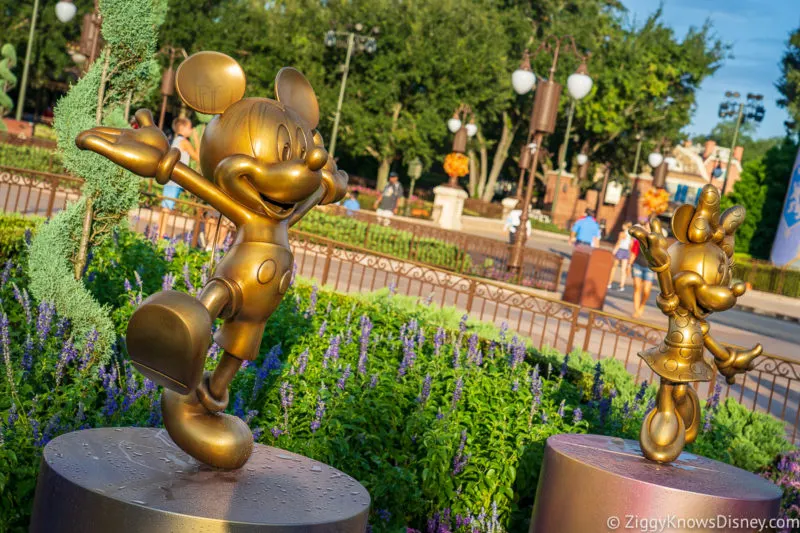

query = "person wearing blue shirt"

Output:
[[569, 208, 601, 247], [342, 190, 361, 213]]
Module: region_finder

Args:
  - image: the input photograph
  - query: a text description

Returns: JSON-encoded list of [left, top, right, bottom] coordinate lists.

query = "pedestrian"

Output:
[[608, 222, 633, 291], [503, 207, 531, 244], [569, 208, 601, 247], [630, 220, 655, 319], [374, 171, 404, 225], [158, 117, 199, 238], [342, 190, 361, 213]]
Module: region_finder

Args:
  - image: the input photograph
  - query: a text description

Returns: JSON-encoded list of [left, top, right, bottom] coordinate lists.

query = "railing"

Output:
[[313, 205, 564, 291], [3, 163, 800, 443]]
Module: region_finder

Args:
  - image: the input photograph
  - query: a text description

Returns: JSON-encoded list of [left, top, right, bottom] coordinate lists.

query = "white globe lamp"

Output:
[[447, 117, 462, 134], [576, 153, 589, 166], [648, 152, 664, 169], [512, 68, 536, 95], [465, 122, 478, 138], [55, 0, 78, 23]]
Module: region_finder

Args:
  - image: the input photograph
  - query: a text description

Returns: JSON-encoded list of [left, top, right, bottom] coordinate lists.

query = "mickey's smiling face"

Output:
[[199, 98, 328, 219]]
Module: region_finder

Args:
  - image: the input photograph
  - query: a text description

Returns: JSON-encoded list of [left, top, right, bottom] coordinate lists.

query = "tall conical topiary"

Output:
[[0, 43, 18, 131], [28, 0, 167, 363]]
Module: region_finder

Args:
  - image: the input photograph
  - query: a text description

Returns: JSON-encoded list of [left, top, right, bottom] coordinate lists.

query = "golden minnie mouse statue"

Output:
[[629, 184, 761, 463], [76, 51, 347, 469]]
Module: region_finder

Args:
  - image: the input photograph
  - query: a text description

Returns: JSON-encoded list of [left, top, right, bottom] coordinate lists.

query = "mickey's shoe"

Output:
[[126, 290, 212, 395]]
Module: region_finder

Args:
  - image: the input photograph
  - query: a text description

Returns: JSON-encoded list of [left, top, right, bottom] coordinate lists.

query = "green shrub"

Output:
[[0, 230, 793, 532], [0, 214, 41, 261], [0, 144, 61, 173]]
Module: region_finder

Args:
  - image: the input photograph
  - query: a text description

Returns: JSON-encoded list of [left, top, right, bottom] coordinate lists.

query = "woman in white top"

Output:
[[608, 221, 633, 291], [158, 117, 200, 239]]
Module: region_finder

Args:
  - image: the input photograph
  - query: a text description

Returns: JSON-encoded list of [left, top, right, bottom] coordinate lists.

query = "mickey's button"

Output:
[[257, 259, 277, 284]]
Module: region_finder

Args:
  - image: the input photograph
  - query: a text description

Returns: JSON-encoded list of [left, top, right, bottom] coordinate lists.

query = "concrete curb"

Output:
[[734, 304, 800, 324]]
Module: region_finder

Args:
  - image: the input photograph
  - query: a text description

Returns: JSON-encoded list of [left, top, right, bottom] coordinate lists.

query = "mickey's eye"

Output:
[[276, 124, 291, 161], [296, 128, 307, 159]]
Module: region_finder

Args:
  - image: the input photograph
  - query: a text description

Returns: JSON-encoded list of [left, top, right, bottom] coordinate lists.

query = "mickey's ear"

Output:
[[175, 51, 246, 115], [275, 67, 319, 129]]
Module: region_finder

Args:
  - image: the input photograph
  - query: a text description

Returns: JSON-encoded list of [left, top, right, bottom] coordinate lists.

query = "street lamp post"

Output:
[[16, 0, 100, 121], [717, 91, 765, 194], [632, 132, 643, 176], [405, 157, 423, 216], [157, 46, 188, 130], [445, 104, 477, 187], [508, 35, 592, 274], [324, 24, 378, 158]]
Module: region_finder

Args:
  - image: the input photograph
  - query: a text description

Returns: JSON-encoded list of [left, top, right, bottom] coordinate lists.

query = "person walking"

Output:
[[569, 208, 601, 247], [608, 222, 633, 291], [374, 172, 404, 225], [503, 207, 531, 244], [630, 220, 655, 319], [342, 190, 361, 213], [159, 117, 199, 238]]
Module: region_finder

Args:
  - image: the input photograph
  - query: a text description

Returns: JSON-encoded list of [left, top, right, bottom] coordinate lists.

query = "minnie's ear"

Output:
[[175, 51, 247, 115], [671, 204, 694, 244], [275, 67, 319, 129]]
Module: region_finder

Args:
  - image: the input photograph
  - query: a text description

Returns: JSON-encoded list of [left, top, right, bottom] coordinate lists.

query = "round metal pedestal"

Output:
[[530, 434, 781, 533], [30, 427, 370, 533]]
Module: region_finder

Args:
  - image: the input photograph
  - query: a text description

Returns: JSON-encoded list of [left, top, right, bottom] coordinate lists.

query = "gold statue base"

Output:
[[530, 434, 781, 533], [30, 428, 370, 533]]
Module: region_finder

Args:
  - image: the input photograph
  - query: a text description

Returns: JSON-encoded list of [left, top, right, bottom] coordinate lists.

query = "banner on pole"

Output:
[[770, 144, 800, 267]]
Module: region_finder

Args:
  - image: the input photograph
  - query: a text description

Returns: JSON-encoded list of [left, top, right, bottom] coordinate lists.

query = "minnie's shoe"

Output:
[[126, 290, 212, 395]]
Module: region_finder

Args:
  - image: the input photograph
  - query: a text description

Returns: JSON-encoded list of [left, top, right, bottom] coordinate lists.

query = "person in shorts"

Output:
[[608, 222, 633, 291], [159, 117, 199, 238], [630, 221, 656, 318], [374, 172, 404, 224]]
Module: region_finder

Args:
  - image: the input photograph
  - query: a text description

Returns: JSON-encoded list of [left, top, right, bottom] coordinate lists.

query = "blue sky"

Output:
[[622, 0, 800, 139]]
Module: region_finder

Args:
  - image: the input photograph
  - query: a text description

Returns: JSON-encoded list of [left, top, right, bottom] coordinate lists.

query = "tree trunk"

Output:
[[481, 112, 516, 202], [478, 137, 488, 198], [376, 157, 392, 193], [468, 149, 479, 198], [74, 197, 94, 280]]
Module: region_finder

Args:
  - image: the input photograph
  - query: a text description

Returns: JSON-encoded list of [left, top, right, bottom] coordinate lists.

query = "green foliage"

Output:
[[778, 26, 800, 131], [749, 137, 799, 259], [731, 258, 800, 298], [760, 450, 800, 524], [0, 229, 795, 531], [0, 214, 41, 262], [0, 143, 63, 173], [690, 398, 793, 472], [28, 0, 166, 363], [720, 157, 767, 254], [0, 42, 17, 121], [296, 209, 470, 270]]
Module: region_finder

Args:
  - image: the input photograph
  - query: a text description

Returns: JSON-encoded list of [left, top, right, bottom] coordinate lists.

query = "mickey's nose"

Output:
[[306, 147, 328, 171]]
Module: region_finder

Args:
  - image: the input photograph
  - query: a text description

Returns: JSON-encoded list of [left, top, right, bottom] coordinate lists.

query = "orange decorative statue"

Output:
[[76, 51, 348, 469], [629, 184, 761, 463]]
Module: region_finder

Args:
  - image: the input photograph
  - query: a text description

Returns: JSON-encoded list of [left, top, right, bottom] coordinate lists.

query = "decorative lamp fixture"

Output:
[[647, 152, 664, 169], [55, 0, 78, 23], [576, 153, 588, 166], [511, 50, 536, 95], [465, 120, 478, 138], [566, 61, 593, 100], [447, 115, 462, 134]]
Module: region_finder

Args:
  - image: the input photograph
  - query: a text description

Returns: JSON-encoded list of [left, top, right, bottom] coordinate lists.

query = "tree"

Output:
[[0, 43, 17, 127], [720, 158, 767, 254], [28, 0, 166, 362], [777, 26, 800, 131], [749, 136, 799, 258]]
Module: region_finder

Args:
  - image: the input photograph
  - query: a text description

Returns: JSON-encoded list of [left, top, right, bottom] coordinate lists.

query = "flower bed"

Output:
[[0, 228, 793, 531]]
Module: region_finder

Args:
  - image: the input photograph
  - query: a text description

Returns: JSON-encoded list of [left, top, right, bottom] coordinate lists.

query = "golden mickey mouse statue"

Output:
[[629, 184, 761, 463], [76, 52, 348, 469]]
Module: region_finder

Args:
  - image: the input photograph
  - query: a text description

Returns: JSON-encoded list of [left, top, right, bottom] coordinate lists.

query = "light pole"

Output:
[[508, 35, 592, 274], [16, 0, 101, 121], [717, 91, 765, 194], [324, 24, 378, 158], [632, 132, 643, 176], [405, 157, 423, 216], [157, 46, 188, 130], [444, 104, 477, 187]]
